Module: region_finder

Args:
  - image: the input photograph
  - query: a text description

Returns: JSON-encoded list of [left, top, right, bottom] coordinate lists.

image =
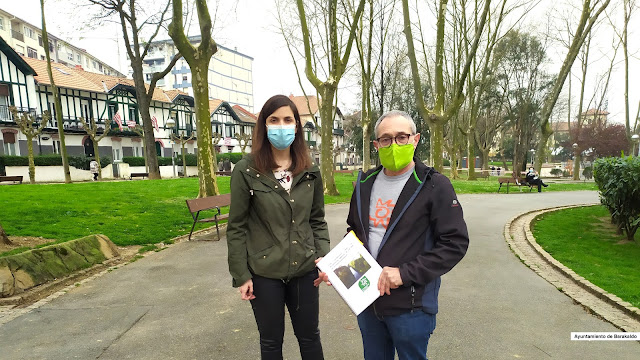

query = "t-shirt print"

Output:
[[369, 198, 395, 229]]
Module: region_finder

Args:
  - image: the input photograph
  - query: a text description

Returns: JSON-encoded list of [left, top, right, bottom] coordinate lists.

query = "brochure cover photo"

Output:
[[316, 231, 382, 315]]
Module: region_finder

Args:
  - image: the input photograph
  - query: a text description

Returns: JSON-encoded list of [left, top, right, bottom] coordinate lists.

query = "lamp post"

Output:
[[632, 134, 639, 157], [529, 148, 535, 167], [165, 117, 177, 178]]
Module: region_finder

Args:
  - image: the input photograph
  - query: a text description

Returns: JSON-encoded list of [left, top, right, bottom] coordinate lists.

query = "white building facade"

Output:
[[0, 8, 123, 77], [139, 36, 254, 112]]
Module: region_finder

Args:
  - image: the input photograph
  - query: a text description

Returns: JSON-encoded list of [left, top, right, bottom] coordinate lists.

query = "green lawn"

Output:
[[0, 171, 595, 254], [532, 205, 640, 308]]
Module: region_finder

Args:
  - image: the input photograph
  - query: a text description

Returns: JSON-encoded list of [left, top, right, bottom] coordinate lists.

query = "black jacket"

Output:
[[346, 158, 469, 316]]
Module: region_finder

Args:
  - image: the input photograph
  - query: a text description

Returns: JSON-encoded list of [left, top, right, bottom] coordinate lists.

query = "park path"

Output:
[[0, 191, 638, 359]]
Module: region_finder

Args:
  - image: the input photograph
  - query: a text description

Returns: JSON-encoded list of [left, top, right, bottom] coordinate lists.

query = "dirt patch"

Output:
[[0, 236, 57, 255]]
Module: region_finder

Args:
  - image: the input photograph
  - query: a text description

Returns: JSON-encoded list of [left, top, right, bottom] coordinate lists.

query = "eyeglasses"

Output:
[[376, 133, 413, 148]]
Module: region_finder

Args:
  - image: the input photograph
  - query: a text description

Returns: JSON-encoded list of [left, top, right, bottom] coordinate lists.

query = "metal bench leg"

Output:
[[215, 217, 220, 241], [188, 212, 200, 240]]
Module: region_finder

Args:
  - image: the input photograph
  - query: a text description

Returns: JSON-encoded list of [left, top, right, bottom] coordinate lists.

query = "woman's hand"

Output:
[[239, 278, 256, 300], [313, 257, 332, 287]]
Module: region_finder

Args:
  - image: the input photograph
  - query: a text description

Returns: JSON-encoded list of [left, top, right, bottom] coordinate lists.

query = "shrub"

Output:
[[562, 170, 571, 177], [550, 168, 563, 177], [68, 156, 112, 170], [217, 152, 244, 164], [593, 156, 640, 241], [122, 156, 145, 166], [443, 158, 451, 167], [158, 157, 173, 166], [175, 154, 198, 166]]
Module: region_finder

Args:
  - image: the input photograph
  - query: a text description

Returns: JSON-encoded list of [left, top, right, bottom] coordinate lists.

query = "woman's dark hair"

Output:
[[251, 95, 311, 175]]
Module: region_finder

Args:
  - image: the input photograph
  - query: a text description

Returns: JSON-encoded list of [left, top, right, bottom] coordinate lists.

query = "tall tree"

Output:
[[169, 0, 220, 197], [402, 0, 491, 172], [294, 0, 367, 195], [9, 108, 50, 184], [41, 0, 71, 183], [534, 0, 612, 172], [87, 0, 183, 180], [80, 116, 112, 180]]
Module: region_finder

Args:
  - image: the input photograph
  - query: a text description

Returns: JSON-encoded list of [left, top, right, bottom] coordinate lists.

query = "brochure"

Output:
[[316, 231, 382, 315]]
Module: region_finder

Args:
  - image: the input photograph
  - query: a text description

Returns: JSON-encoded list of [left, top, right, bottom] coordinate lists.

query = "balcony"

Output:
[[11, 29, 24, 42], [171, 66, 190, 74], [173, 82, 192, 89], [0, 105, 37, 122]]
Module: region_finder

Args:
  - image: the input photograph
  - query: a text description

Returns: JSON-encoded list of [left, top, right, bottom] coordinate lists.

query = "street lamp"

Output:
[[165, 117, 177, 177], [529, 148, 535, 167], [632, 134, 640, 157]]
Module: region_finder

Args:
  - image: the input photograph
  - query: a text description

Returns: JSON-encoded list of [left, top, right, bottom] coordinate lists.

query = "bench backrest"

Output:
[[0, 176, 22, 181], [186, 194, 232, 213]]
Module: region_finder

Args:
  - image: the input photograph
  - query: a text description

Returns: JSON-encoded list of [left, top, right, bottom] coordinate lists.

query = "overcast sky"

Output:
[[2, 1, 639, 125]]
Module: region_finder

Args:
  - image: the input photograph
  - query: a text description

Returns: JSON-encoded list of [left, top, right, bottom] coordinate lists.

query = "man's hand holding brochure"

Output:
[[316, 231, 383, 315]]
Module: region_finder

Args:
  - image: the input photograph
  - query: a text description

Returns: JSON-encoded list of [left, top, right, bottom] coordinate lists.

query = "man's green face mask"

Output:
[[378, 143, 415, 172]]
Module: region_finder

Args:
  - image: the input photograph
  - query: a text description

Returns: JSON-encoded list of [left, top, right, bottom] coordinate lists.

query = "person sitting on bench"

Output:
[[526, 167, 548, 192]]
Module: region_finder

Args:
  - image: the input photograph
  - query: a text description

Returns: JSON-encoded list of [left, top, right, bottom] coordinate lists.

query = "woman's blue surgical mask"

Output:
[[267, 124, 296, 150]]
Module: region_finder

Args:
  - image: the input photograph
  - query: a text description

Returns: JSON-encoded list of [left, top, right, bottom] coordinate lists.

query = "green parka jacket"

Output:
[[227, 156, 330, 287]]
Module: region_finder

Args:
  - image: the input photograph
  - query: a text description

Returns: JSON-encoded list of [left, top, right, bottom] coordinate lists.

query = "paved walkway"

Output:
[[0, 191, 638, 359]]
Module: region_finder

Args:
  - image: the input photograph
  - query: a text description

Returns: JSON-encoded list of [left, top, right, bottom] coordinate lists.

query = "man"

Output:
[[526, 167, 548, 192], [347, 110, 469, 359]]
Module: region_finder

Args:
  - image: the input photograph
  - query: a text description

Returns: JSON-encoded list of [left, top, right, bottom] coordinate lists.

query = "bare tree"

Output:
[[291, 0, 366, 195], [534, 0, 612, 172], [41, 0, 71, 183], [402, 0, 491, 172], [9, 108, 51, 184], [87, 0, 183, 180], [80, 116, 112, 180], [169, 0, 220, 197]]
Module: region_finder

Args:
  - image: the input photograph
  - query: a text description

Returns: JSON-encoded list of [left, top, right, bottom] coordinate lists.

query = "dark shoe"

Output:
[[543, 184, 548, 187]]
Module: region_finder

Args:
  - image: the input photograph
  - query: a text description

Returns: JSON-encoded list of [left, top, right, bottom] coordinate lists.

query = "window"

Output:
[[93, 61, 97, 69], [182, 75, 188, 82], [145, 73, 152, 81], [15, 45, 25, 56], [24, 26, 35, 39], [77, 53, 81, 62], [99, 64, 103, 71], [49, 41, 54, 52], [0, 16, 4, 30], [41, 55, 45, 60], [38, 36, 43, 47], [27, 47, 38, 59], [67, 52, 74, 61], [2, 132, 17, 155]]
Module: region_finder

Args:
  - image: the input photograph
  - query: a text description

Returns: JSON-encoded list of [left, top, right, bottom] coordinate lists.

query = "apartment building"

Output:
[[0, 8, 123, 77], [138, 35, 254, 112]]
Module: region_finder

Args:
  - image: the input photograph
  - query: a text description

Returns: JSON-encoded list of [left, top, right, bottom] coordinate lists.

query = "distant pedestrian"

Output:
[[497, 167, 501, 176], [227, 94, 329, 359], [223, 158, 231, 172], [491, 166, 495, 176], [89, 159, 99, 181], [526, 167, 548, 193]]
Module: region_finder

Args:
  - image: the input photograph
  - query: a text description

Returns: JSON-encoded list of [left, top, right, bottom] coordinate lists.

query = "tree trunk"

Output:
[[181, 141, 188, 178], [132, 72, 161, 179], [362, 122, 371, 171], [193, 66, 219, 197], [481, 150, 489, 171], [41, 0, 71, 183], [27, 137, 36, 184], [320, 88, 338, 195], [0, 222, 11, 245], [92, 141, 102, 180]]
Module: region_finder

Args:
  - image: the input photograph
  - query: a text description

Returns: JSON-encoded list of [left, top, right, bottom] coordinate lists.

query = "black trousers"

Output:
[[529, 178, 546, 192], [250, 270, 324, 360]]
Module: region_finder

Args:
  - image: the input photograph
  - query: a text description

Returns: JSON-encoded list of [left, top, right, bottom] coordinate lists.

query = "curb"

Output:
[[505, 204, 640, 327]]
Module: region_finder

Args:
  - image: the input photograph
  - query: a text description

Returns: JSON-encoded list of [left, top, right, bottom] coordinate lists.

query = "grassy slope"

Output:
[[532, 205, 640, 308]]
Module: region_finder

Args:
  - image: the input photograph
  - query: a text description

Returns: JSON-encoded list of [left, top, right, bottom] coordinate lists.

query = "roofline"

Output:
[[0, 36, 37, 76]]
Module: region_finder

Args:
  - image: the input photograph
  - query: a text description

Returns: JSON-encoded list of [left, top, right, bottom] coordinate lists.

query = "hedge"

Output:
[[0, 155, 111, 170], [122, 156, 174, 166], [217, 152, 244, 164], [593, 156, 640, 241], [175, 154, 198, 166]]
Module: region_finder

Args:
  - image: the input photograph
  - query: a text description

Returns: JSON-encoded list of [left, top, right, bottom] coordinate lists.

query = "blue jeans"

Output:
[[357, 309, 436, 360]]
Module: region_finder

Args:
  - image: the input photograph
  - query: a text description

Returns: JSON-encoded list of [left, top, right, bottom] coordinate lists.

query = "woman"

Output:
[[227, 95, 330, 360], [526, 167, 548, 192]]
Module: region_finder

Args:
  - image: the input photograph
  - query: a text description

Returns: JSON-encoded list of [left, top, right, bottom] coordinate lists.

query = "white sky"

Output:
[[2, 0, 639, 125]]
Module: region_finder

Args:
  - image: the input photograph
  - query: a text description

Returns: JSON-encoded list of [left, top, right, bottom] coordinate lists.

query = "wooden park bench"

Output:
[[475, 172, 490, 180], [215, 171, 232, 176], [129, 172, 149, 180], [0, 175, 23, 184], [497, 177, 533, 193], [186, 194, 231, 241]]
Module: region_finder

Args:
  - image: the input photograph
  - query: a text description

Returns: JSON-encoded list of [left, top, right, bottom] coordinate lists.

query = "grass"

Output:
[[532, 205, 640, 308], [0, 171, 595, 254]]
